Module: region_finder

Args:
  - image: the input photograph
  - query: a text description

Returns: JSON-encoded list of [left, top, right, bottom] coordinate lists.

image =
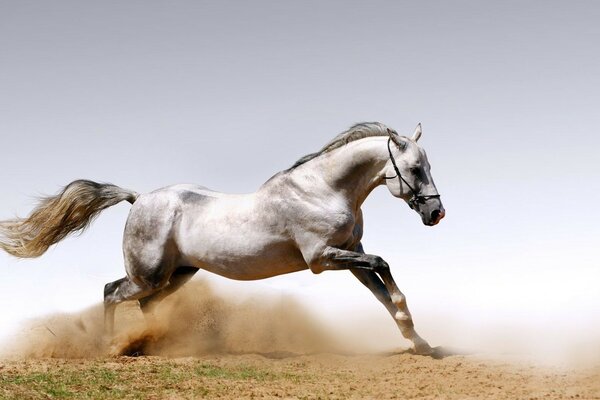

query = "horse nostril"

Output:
[[431, 209, 441, 222]]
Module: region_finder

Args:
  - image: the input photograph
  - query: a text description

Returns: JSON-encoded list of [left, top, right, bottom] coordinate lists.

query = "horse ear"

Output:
[[411, 123, 422, 142], [387, 128, 407, 150]]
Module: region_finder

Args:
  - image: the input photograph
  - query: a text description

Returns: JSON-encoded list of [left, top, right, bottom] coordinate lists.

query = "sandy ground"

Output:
[[2, 353, 600, 399], [1, 280, 599, 399]]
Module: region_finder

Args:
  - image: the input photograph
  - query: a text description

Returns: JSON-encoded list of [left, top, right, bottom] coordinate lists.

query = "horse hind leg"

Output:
[[138, 266, 199, 317], [103, 277, 126, 335], [103, 276, 164, 336]]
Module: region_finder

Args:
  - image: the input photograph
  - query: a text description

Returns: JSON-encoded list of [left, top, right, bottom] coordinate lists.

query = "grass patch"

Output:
[[0, 365, 127, 399], [1, 372, 71, 397], [194, 363, 274, 381], [0, 358, 306, 399]]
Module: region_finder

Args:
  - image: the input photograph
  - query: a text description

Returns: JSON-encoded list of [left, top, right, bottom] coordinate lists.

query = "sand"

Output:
[[1, 279, 599, 399]]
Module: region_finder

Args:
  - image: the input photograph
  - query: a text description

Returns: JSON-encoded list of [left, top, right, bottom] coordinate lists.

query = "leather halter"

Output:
[[383, 137, 441, 210]]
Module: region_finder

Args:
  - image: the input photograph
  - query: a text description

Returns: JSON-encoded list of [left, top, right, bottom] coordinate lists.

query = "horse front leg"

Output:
[[308, 246, 389, 273], [352, 244, 416, 324], [351, 270, 432, 355], [311, 243, 432, 355]]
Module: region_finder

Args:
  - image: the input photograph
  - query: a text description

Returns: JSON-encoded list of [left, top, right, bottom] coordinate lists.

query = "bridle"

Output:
[[383, 137, 441, 210]]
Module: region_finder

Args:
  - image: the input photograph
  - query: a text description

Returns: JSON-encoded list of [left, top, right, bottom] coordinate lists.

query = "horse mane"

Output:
[[289, 122, 395, 170]]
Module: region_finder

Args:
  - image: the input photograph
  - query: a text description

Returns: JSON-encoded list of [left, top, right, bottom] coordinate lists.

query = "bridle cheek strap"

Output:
[[383, 137, 441, 210]]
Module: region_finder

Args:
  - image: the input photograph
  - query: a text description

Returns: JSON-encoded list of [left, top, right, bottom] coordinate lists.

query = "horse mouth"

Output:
[[425, 209, 445, 226]]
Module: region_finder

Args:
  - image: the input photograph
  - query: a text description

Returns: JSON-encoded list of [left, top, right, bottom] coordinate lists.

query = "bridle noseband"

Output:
[[383, 137, 441, 210]]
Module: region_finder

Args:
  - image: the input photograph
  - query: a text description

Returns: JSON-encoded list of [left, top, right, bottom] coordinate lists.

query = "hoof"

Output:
[[413, 340, 434, 356]]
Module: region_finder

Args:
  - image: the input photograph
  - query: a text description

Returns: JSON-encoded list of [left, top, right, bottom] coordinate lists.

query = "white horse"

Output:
[[0, 122, 444, 354]]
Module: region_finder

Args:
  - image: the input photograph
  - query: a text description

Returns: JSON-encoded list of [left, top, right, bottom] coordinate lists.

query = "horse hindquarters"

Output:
[[104, 192, 183, 334]]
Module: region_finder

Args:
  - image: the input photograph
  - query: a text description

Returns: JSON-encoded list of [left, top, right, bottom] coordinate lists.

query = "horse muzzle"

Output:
[[425, 208, 445, 226]]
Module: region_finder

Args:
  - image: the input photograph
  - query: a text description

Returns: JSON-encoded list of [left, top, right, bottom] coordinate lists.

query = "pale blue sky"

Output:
[[1, 1, 599, 359]]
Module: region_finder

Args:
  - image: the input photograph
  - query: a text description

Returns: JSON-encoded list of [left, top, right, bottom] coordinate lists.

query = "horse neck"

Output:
[[297, 137, 389, 209]]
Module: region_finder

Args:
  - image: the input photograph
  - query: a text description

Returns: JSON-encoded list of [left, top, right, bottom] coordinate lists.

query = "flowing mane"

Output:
[[289, 122, 395, 169]]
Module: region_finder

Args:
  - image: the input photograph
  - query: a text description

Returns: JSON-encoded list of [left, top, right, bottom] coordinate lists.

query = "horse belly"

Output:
[[199, 255, 307, 280], [178, 230, 308, 280], [174, 193, 310, 280]]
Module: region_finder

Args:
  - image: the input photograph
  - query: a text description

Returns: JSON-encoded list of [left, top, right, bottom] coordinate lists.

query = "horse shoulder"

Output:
[[293, 200, 357, 254]]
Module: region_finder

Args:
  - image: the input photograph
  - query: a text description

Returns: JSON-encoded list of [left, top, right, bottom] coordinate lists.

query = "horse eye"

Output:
[[410, 167, 421, 176]]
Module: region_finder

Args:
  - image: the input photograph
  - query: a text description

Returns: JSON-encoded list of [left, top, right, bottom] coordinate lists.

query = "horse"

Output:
[[0, 122, 444, 355]]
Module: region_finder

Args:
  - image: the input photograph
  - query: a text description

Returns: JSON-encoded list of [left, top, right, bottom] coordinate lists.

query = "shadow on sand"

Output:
[[378, 346, 472, 360], [118, 337, 470, 360]]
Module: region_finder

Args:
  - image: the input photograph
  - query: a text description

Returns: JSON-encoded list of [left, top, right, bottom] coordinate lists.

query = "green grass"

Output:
[[0, 359, 307, 399], [194, 363, 274, 380], [0, 366, 126, 399]]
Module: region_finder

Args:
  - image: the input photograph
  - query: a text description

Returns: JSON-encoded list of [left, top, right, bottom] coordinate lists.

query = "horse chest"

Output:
[[295, 204, 356, 243], [322, 211, 355, 237]]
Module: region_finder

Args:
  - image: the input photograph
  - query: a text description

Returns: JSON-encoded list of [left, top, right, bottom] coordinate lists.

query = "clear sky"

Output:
[[1, 1, 599, 361]]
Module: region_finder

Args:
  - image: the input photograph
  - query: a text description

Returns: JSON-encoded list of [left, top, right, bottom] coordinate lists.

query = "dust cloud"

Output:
[[3, 277, 600, 369], [1, 279, 336, 359]]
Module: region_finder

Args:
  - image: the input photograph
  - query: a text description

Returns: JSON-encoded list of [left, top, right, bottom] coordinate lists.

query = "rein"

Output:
[[384, 137, 441, 210]]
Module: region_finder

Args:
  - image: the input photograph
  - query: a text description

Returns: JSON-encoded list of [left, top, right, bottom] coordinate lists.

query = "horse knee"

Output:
[[104, 277, 160, 305], [373, 256, 389, 271], [104, 277, 126, 303]]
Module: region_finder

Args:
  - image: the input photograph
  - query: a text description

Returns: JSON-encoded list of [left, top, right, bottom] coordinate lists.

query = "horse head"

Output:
[[384, 124, 445, 226]]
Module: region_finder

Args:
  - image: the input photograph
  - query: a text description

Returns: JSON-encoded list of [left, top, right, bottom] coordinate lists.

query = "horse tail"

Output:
[[0, 179, 139, 258]]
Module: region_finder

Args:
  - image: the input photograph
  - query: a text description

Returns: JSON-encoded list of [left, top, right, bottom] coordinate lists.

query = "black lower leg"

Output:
[[103, 277, 127, 335]]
